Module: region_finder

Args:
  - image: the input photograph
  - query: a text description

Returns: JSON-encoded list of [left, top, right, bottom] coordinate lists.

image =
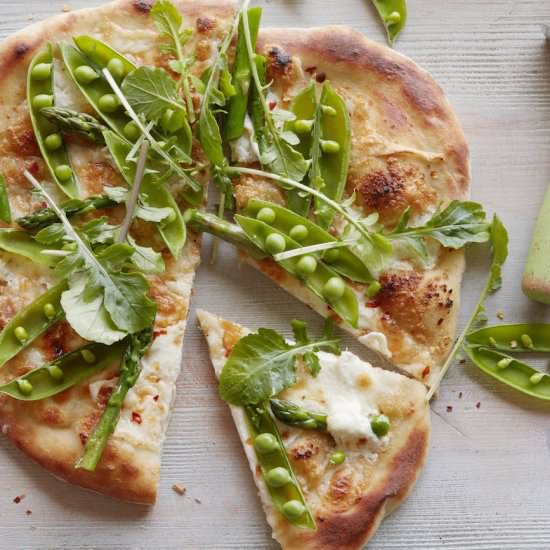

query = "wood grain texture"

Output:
[[1, 1, 550, 548]]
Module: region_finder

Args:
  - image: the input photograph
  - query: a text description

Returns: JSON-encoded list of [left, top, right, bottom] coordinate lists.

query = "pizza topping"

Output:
[[329, 450, 346, 465], [270, 398, 327, 431]]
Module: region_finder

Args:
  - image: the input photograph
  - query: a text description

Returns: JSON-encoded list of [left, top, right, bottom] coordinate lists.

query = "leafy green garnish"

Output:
[[24, 171, 156, 345], [0, 174, 12, 224], [219, 320, 340, 406], [426, 215, 508, 400]]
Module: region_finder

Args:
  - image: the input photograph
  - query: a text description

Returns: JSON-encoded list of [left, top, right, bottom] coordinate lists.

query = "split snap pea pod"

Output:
[[103, 131, 186, 257], [284, 83, 317, 215], [0, 229, 60, 268], [312, 82, 351, 229], [0, 341, 124, 401], [0, 282, 67, 368], [371, 0, 407, 45], [467, 324, 550, 353], [249, 55, 267, 155], [465, 346, 550, 401], [27, 44, 80, 199], [0, 173, 11, 224], [225, 7, 262, 141], [246, 403, 316, 530], [242, 199, 373, 283], [16, 195, 116, 231], [40, 106, 106, 144], [236, 215, 359, 327]]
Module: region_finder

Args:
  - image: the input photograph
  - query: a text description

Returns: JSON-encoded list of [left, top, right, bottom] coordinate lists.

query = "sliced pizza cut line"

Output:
[[197, 309, 431, 550]]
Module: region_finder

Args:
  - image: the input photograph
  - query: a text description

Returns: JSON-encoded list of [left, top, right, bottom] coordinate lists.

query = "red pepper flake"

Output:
[[446, 405, 453, 412], [459, 359, 466, 364], [153, 395, 159, 402], [476, 401, 481, 409], [79, 433, 88, 445], [437, 318, 444, 326], [153, 329, 167, 340], [367, 298, 380, 308], [268, 101, 277, 111], [305, 65, 317, 74], [26, 510, 32, 516], [421, 366, 431, 378], [315, 72, 326, 83], [27, 160, 40, 176], [13, 495, 25, 504], [458, 392, 463, 399], [132, 412, 143, 424]]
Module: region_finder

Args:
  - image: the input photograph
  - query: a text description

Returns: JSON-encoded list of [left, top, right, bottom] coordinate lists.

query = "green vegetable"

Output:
[[0, 173, 12, 223], [16, 195, 116, 231], [76, 327, 153, 471], [270, 399, 327, 430], [98, 93, 120, 112], [74, 65, 99, 84], [219, 320, 339, 406], [245, 403, 315, 529], [467, 324, 550, 353], [0, 341, 124, 401], [224, 6, 262, 141], [371, 0, 407, 45], [427, 215, 509, 400], [254, 432, 279, 454], [44, 133, 63, 150], [265, 233, 286, 254], [25, 171, 156, 345], [14, 326, 28, 343], [370, 414, 390, 437], [296, 255, 317, 276], [0, 229, 60, 268], [28, 44, 80, 198], [329, 451, 346, 465], [236, 214, 359, 327], [31, 62, 52, 80]]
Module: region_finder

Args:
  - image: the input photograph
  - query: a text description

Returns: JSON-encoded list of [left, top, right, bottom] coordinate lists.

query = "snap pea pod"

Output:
[[270, 399, 327, 431], [284, 83, 316, 215], [246, 403, 316, 530], [465, 346, 550, 401], [371, 0, 407, 45], [236, 215, 359, 328], [0, 229, 60, 268], [0, 173, 11, 223], [312, 82, 351, 229], [242, 199, 373, 283], [249, 55, 267, 156], [224, 6, 262, 141], [0, 282, 67, 368], [16, 195, 116, 231], [467, 324, 550, 353], [103, 131, 186, 257], [0, 341, 124, 401], [40, 107, 106, 144], [184, 208, 265, 258], [27, 44, 80, 199]]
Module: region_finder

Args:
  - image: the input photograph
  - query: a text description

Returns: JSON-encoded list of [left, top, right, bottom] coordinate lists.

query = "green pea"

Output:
[[44, 133, 63, 151], [521, 334, 534, 348], [281, 500, 305, 521], [320, 140, 341, 154], [161, 109, 185, 133], [32, 94, 54, 110], [293, 119, 314, 134], [55, 165, 73, 182], [323, 248, 340, 263], [31, 63, 52, 81], [98, 94, 120, 113], [387, 11, 402, 25], [81, 349, 96, 364], [107, 58, 126, 81], [74, 65, 99, 84], [16, 379, 33, 396], [371, 414, 390, 437], [47, 365, 64, 381], [265, 467, 292, 488], [289, 224, 308, 242], [329, 451, 346, 465], [530, 372, 545, 385], [497, 357, 513, 369], [296, 255, 318, 276], [14, 326, 28, 343], [254, 433, 278, 454], [43, 303, 56, 320], [164, 208, 177, 224], [323, 277, 345, 302], [265, 233, 286, 255], [321, 105, 337, 116], [256, 207, 276, 224], [123, 121, 140, 141], [366, 281, 381, 298]]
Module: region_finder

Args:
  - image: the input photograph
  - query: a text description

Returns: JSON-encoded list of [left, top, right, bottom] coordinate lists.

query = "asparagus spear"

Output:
[[16, 195, 116, 230], [270, 399, 327, 430], [40, 107, 106, 144], [184, 208, 266, 259], [75, 327, 154, 471]]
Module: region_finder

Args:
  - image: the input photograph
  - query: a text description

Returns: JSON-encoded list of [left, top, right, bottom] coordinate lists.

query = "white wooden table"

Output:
[[1, 1, 550, 548]]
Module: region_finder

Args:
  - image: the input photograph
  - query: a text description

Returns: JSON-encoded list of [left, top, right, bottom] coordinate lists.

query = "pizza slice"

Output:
[[187, 2, 491, 386], [197, 309, 430, 549], [0, 0, 236, 503]]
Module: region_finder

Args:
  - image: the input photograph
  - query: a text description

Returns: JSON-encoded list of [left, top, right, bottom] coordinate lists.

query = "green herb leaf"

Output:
[[128, 235, 165, 274], [0, 174, 12, 223], [219, 321, 340, 405]]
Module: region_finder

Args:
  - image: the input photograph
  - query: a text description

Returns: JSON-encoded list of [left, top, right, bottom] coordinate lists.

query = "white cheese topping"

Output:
[[229, 113, 260, 163], [358, 331, 392, 359]]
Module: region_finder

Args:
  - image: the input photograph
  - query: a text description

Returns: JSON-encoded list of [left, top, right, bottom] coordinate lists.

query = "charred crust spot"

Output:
[[266, 46, 293, 82], [292, 440, 320, 461], [196, 16, 215, 33], [133, 0, 152, 12], [315, 72, 327, 83], [15, 43, 30, 58], [8, 126, 39, 157], [357, 170, 404, 213], [326, 469, 356, 510], [41, 322, 73, 361], [39, 406, 63, 427]]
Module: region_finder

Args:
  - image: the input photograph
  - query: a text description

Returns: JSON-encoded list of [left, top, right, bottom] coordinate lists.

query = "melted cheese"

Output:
[[230, 114, 260, 163]]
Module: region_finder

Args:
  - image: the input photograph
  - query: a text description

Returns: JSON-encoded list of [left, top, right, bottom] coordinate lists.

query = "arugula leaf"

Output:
[[128, 235, 164, 274], [426, 215, 509, 400], [219, 320, 341, 406], [122, 66, 185, 123], [0, 174, 11, 223]]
